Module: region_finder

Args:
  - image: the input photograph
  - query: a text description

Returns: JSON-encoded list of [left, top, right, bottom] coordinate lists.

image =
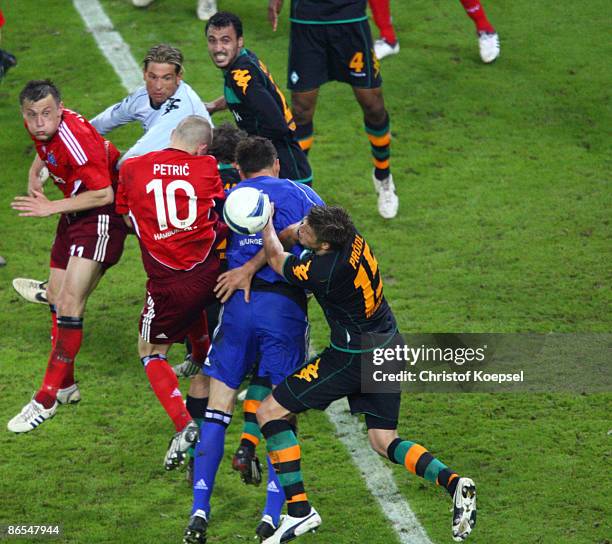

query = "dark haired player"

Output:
[[257, 205, 477, 542], [184, 137, 324, 544], [8, 80, 127, 433], [205, 12, 312, 185], [268, 0, 398, 218]]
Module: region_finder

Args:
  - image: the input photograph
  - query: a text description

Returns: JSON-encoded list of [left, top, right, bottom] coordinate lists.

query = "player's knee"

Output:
[[291, 97, 316, 124], [256, 397, 282, 428], [55, 289, 84, 317], [363, 103, 387, 126]]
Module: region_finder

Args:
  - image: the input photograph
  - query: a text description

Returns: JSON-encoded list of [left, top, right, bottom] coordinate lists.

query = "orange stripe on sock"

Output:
[[269, 444, 301, 464], [367, 133, 391, 147], [373, 158, 390, 169], [298, 136, 313, 151], [404, 444, 428, 474], [445, 473, 459, 488], [240, 432, 260, 446], [287, 493, 308, 503], [243, 399, 261, 414]]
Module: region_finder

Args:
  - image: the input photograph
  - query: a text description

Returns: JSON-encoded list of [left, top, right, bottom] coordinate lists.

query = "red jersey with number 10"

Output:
[[117, 148, 225, 275], [30, 108, 119, 204]]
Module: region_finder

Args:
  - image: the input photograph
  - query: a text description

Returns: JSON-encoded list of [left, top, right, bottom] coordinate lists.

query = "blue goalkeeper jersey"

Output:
[[225, 176, 324, 284]]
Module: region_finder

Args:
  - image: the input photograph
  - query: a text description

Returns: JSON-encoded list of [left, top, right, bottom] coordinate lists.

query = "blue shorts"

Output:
[[203, 291, 308, 389]]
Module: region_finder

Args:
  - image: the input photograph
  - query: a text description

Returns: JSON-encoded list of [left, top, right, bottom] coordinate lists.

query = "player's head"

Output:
[[142, 44, 183, 107], [298, 206, 356, 253], [235, 136, 280, 178], [209, 122, 247, 164], [170, 115, 213, 156], [19, 79, 63, 142], [206, 12, 244, 69]]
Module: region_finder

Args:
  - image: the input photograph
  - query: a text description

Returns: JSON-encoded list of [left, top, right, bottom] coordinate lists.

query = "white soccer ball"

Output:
[[223, 187, 271, 235]]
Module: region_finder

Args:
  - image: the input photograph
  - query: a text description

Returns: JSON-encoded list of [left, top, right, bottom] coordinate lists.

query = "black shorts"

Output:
[[274, 138, 313, 185], [288, 20, 382, 92], [273, 342, 401, 430]]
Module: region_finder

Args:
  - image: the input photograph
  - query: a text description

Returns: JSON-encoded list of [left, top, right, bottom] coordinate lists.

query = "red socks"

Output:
[[143, 355, 191, 431], [368, 0, 397, 45], [36, 316, 83, 408], [459, 0, 495, 34]]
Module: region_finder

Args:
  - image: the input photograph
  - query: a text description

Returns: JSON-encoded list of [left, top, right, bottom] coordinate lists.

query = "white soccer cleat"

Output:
[[7, 398, 58, 433], [56, 383, 81, 405], [197, 0, 217, 21], [173, 354, 202, 378], [374, 38, 400, 60], [372, 171, 399, 219], [132, 0, 155, 6], [262, 507, 321, 543], [164, 420, 199, 470], [452, 477, 477, 541], [12, 278, 48, 304], [478, 32, 500, 64]]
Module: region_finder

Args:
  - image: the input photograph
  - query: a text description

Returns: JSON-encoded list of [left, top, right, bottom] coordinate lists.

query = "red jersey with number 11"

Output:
[[117, 148, 225, 275]]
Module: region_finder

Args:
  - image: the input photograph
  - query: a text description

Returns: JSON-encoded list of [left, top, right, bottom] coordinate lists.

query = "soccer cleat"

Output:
[[0, 48, 17, 80], [12, 278, 48, 304], [56, 383, 81, 405], [7, 398, 57, 433], [478, 32, 500, 64], [262, 507, 321, 543], [372, 170, 399, 219], [164, 420, 199, 471], [183, 510, 208, 544], [452, 477, 477, 541], [232, 445, 262, 485], [197, 0, 217, 21], [374, 38, 400, 60], [132, 0, 155, 6], [173, 354, 202, 378], [256, 515, 278, 542]]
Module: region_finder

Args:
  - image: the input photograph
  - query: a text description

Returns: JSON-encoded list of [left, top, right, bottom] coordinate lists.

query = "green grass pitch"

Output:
[[0, 1, 609, 543]]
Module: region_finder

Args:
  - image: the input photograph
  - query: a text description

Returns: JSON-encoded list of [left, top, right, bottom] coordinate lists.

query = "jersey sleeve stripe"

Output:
[[59, 123, 88, 165]]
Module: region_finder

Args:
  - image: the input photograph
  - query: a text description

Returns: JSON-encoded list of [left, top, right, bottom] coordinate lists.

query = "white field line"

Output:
[[327, 398, 433, 544], [72, 2, 433, 542], [72, 0, 142, 92]]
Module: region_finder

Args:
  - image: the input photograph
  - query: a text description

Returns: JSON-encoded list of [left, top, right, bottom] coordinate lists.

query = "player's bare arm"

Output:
[[215, 222, 299, 303], [268, 0, 284, 32], [11, 186, 113, 217], [205, 95, 227, 114], [262, 204, 290, 275]]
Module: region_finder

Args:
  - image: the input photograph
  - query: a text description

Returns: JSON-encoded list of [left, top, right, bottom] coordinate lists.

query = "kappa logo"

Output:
[[267, 480, 280, 493], [232, 69, 252, 94], [163, 98, 181, 115], [194, 478, 208, 490], [293, 358, 320, 382], [292, 259, 312, 281]]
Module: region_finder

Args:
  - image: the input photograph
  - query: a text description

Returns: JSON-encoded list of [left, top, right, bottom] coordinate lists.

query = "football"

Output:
[[223, 187, 272, 235]]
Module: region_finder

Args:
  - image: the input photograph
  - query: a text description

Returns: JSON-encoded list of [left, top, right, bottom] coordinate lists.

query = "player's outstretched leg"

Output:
[[384, 436, 477, 540], [369, 0, 400, 59]]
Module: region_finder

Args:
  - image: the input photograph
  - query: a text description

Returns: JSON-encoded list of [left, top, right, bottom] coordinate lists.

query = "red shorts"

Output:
[[139, 254, 220, 345], [50, 211, 128, 271]]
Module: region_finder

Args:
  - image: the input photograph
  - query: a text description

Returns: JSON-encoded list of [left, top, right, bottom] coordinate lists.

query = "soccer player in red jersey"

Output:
[[8, 80, 128, 433], [116, 115, 226, 469]]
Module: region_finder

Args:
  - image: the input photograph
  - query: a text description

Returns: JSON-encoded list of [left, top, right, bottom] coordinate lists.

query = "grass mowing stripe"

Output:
[[70, 4, 428, 542], [72, 0, 142, 92]]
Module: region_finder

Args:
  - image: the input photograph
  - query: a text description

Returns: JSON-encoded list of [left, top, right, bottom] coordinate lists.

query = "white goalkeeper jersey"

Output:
[[91, 81, 212, 165]]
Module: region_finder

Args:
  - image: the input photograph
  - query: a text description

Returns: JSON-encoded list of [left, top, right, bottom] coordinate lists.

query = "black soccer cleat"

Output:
[[0, 49, 17, 80], [183, 512, 208, 544], [255, 515, 277, 542], [232, 445, 262, 485]]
